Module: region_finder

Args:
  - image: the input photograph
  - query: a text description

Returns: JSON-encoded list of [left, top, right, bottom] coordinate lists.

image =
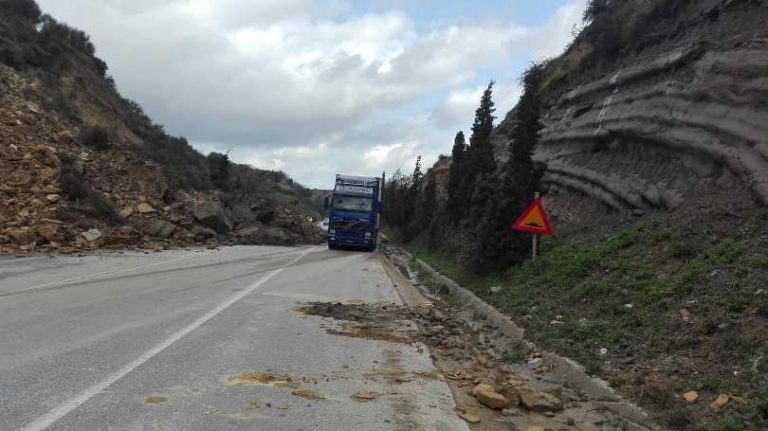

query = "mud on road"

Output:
[[300, 301, 635, 431]]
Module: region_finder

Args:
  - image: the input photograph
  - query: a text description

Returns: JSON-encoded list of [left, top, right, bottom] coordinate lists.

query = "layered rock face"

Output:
[[493, 0, 768, 218]]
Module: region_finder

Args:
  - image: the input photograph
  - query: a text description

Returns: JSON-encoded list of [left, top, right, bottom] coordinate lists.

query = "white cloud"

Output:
[[37, 0, 586, 188]]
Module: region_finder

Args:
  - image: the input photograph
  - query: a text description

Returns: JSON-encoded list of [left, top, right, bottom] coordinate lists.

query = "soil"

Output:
[[301, 301, 637, 431]]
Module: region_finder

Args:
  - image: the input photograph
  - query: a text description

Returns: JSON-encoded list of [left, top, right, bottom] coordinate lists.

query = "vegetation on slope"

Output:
[[406, 205, 768, 429]]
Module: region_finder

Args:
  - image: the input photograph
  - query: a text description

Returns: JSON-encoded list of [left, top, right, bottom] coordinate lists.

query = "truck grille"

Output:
[[331, 220, 369, 231]]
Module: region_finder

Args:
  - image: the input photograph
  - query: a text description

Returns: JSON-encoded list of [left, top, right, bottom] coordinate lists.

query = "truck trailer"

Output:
[[326, 174, 383, 251]]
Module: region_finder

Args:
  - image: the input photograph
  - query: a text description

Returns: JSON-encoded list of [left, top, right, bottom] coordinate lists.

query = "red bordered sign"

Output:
[[512, 198, 553, 236]]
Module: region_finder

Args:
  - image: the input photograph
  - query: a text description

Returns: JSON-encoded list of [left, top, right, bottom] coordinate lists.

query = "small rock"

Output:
[[291, 389, 323, 400], [119, 206, 134, 219], [518, 389, 563, 412], [489, 285, 501, 293], [475, 389, 510, 410], [352, 392, 377, 401], [36, 224, 58, 242], [81, 228, 102, 242], [526, 358, 544, 369], [471, 384, 495, 397], [137, 202, 154, 214], [45, 194, 60, 203], [679, 308, 692, 323], [711, 394, 729, 411], [527, 426, 544, 431], [430, 307, 448, 322], [683, 391, 699, 403], [457, 411, 481, 424]]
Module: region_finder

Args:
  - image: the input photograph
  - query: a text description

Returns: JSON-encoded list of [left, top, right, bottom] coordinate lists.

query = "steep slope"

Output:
[[493, 0, 768, 220], [0, 0, 324, 254]]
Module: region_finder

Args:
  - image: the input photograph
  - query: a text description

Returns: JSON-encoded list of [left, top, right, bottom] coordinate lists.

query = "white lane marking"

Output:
[[6, 251, 215, 296], [20, 246, 316, 431]]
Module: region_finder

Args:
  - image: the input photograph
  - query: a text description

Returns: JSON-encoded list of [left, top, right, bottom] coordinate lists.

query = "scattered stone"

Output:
[[679, 308, 692, 323], [291, 389, 324, 400], [36, 224, 58, 242], [489, 285, 501, 293], [711, 394, 729, 411], [7, 228, 36, 245], [683, 391, 699, 403], [502, 408, 521, 416], [471, 383, 496, 397], [45, 194, 60, 203], [137, 202, 154, 214], [518, 388, 563, 412], [81, 228, 102, 242], [457, 411, 481, 424], [475, 388, 510, 410], [119, 206, 134, 219], [144, 396, 168, 404], [526, 358, 544, 369], [352, 392, 377, 401], [430, 307, 448, 322]]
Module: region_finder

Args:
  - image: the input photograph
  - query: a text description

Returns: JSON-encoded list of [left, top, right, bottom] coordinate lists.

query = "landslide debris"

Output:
[[300, 301, 634, 430], [0, 2, 326, 255]]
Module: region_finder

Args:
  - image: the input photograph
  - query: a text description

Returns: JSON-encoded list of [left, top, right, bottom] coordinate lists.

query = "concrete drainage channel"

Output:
[[380, 240, 661, 431]]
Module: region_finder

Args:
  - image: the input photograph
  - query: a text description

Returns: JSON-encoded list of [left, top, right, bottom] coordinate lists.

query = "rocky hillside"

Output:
[[0, 0, 324, 254], [492, 0, 768, 221]]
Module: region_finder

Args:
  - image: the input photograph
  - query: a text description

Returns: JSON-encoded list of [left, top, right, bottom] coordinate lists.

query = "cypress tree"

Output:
[[465, 81, 498, 181], [467, 66, 545, 273], [447, 131, 467, 222]]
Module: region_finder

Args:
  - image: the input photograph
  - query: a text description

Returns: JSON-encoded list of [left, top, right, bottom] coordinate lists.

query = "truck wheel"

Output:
[[328, 243, 336, 250]]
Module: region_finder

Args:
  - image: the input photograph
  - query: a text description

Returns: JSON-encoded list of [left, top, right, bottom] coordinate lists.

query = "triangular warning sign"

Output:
[[512, 198, 553, 236]]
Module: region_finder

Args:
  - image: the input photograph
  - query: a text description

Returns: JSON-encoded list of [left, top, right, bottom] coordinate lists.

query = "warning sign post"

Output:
[[512, 192, 553, 260]]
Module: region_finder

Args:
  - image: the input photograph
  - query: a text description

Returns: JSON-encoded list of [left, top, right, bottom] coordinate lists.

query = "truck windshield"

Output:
[[332, 195, 373, 212]]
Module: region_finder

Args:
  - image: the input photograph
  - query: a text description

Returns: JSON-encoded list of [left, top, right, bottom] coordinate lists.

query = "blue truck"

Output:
[[325, 174, 383, 251]]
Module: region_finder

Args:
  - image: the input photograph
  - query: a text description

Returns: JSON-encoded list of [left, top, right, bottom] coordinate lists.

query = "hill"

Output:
[[0, 0, 325, 254], [386, 0, 768, 428]]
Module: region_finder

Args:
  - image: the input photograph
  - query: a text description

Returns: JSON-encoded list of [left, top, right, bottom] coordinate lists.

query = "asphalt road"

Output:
[[0, 246, 467, 431]]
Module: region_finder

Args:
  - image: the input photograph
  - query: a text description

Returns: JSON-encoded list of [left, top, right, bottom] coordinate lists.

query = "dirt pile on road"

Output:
[[301, 301, 637, 430]]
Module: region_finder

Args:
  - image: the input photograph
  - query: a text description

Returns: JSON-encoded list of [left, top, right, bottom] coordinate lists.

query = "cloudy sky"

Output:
[[37, 0, 586, 189]]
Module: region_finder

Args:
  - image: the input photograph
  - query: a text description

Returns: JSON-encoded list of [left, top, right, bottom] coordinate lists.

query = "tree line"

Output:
[[383, 64, 546, 274]]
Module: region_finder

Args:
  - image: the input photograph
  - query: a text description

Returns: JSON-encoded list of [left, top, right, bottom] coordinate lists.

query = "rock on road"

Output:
[[0, 246, 468, 431]]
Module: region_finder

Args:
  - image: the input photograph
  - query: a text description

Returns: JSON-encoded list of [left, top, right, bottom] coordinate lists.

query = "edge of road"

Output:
[[379, 239, 661, 431]]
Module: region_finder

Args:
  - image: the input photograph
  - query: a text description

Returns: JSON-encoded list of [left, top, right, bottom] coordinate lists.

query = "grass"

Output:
[[400, 210, 768, 429]]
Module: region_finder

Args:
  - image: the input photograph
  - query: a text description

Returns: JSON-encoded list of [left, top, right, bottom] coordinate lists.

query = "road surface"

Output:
[[0, 246, 467, 431]]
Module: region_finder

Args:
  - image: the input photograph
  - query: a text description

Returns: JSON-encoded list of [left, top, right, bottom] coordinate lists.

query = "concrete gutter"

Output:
[[381, 240, 661, 431]]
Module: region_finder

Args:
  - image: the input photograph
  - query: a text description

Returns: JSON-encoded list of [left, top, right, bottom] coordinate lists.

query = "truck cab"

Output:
[[326, 174, 382, 251]]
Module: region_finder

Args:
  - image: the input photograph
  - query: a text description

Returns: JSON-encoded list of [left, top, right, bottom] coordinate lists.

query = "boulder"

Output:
[[7, 228, 37, 245], [193, 202, 232, 233], [236, 226, 294, 245], [132, 218, 177, 239], [191, 225, 217, 241], [518, 389, 563, 412], [36, 224, 59, 243]]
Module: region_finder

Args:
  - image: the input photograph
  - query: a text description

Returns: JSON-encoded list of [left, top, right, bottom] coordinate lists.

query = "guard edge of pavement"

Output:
[[380, 241, 661, 431]]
